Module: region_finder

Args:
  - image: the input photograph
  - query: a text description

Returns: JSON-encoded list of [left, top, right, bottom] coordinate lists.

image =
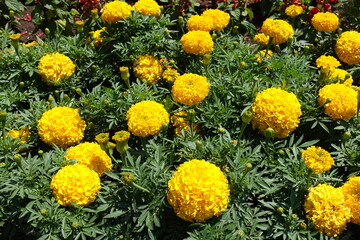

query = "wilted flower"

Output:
[[65, 142, 112, 176], [50, 163, 101, 206], [38, 107, 86, 149], [167, 159, 230, 222], [318, 83, 357, 120]]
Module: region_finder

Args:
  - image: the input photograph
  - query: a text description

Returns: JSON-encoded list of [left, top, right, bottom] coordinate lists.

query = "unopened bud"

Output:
[[264, 127, 274, 138], [195, 140, 202, 148], [241, 111, 253, 124], [122, 172, 135, 183], [343, 131, 351, 141], [45, 28, 50, 35], [276, 207, 284, 214], [291, 214, 298, 219], [299, 222, 307, 230], [218, 127, 226, 134], [178, 16, 184, 25], [71, 222, 79, 229], [240, 61, 247, 70], [0, 110, 7, 123], [202, 54, 211, 66], [40, 209, 47, 215], [245, 163, 252, 170], [38, 150, 44, 156]]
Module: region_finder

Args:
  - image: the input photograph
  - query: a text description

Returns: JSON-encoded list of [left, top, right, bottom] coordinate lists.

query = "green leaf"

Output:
[[4, 0, 25, 11], [103, 210, 126, 218]]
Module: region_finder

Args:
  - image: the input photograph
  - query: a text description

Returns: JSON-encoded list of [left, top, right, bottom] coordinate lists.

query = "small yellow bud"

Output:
[[276, 207, 284, 214], [343, 131, 351, 141], [122, 172, 135, 183], [264, 127, 274, 138]]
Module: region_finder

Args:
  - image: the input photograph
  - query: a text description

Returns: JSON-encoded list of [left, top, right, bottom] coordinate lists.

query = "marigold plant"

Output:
[[318, 83, 357, 120], [261, 18, 294, 44], [38, 52, 76, 85], [171, 73, 210, 106], [251, 88, 302, 139], [285, 5, 303, 17], [167, 159, 230, 222], [126, 100, 170, 137], [187, 15, 213, 32], [38, 107, 86, 149], [133, 0, 161, 17], [201, 9, 230, 31], [315, 55, 341, 73], [311, 12, 339, 32], [50, 163, 101, 207], [181, 31, 214, 55], [101, 1, 132, 24], [302, 146, 334, 173], [335, 31, 360, 65], [304, 184, 351, 237], [65, 142, 112, 176], [341, 177, 360, 225], [133, 54, 163, 84]]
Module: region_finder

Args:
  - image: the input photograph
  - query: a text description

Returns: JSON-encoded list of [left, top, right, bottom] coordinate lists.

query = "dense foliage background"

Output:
[[1, 0, 360, 239]]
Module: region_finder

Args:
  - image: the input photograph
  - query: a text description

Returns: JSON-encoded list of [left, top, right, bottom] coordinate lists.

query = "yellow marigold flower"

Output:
[[65, 142, 112, 176], [302, 146, 334, 173], [254, 49, 273, 62], [38, 107, 86, 149], [181, 31, 214, 55], [50, 163, 101, 206], [38, 53, 76, 85], [133, 54, 163, 84], [201, 9, 230, 31], [112, 130, 130, 142], [162, 68, 180, 83], [91, 28, 106, 46], [171, 73, 210, 106], [341, 176, 360, 225], [311, 12, 339, 32], [261, 18, 294, 44], [171, 110, 198, 135], [9, 33, 21, 40], [126, 100, 170, 137], [134, 0, 161, 17], [318, 83, 357, 120], [101, 1, 132, 24], [304, 184, 351, 237], [253, 33, 269, 45], [251, 88, 302, 139], [187, 15, 213, 32], [167, 159, 230, 222], [95, 133, 109, 144], [24, 41, 39, 47], [7, 127, 31, 143], [315, 55, 341, 73], [335, 31, 360, 65], [329, 69, 353, 86], [285, 5, 303, 17]]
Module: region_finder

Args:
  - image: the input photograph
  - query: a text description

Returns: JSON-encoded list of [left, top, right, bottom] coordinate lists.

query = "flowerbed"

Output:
[[1, 0, 360, 239]]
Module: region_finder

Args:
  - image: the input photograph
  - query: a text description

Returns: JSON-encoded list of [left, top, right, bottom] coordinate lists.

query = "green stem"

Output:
[[131, 182, 150, 193]]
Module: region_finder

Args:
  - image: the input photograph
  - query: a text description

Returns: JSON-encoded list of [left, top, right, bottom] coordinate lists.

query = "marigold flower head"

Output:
[[311, 12, 339, 32], [251, 88, 302, 139], [318, 83, 357, 120], [341, 176, 360, 225], [95, 133, 109, 144], [171, 110, 198, 135], [134, 0, 161, 17], [90, 28, 105, 46], [50, 163, 101, 206], [162, 68, 180, 83], [329, 69, 353, 86], [7, 127, 31, 143], [201, 9, 230, 31], [253, 33, 269, 45], [304, 184, 351, 237], [254, 49, 273, 62], [24, 41, 39, 47], [316, 55, 341, 73], [9, 33, 21, 40], [112, 130, 130, 143], [38, 53, 76, 85], [126, 100, 170, 137], [261, 18, 294, 44], [167, 159, 230, 222], [302, 146, 334, 173], [335, 31, 360, 65], [101, 1, 132, 24], [171, 73, 210, 106], [133, 54, 163, 84], [285, 5, 303, 17], [38, 107, 86, 149], [65, 142, 112, 176], [187, 15, 214, 32], [181, 31, 214, 55]]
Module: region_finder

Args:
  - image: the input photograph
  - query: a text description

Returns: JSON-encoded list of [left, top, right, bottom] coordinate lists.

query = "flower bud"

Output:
[[276, 207, 284, 214], [343, 131, 351, 141], [218, 127, 226, 134], [241, 111, 253, 124], [202, 54, 211, 66], [45, 28, 50, 35], [299, 222, 307, 230], [0, 110, 7, 123], [245, 163, 252, 170], [264, 127, 274, 138], [122, 172, 135, 183], [195, 140, 202, 149], [178, 16, 184, 25], [239, 61, 247, 70], [71, 222, 79, 229], [40, 209, 47, 215], [38, 150, 44, 156]]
